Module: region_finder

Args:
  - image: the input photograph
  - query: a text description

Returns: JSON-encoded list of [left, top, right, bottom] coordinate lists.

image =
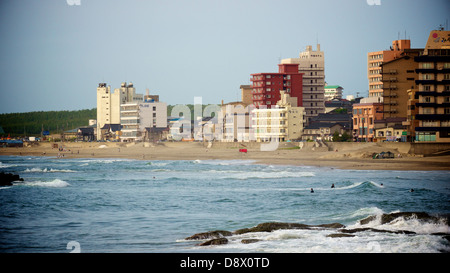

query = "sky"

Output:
[[0, 0, 449, 114]]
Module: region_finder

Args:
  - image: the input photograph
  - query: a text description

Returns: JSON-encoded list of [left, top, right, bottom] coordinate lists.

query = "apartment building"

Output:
[[282, 44, 325, 124], [368, 40, 411, 97], [251, 63, 303, 108], [380, 49, 422, 118], [219, 101, 253, 142], [252, 91, 305, 142], [352, 97, 384, 142], [120, 101, 168, 142], [413, 30, 450, 142], [324, 85, 343, 101]]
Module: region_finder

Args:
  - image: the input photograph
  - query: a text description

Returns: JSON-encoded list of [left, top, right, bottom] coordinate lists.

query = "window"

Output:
[[423, 85, 432, 91], [422, 63, 433, 69], [424, 97, 432, 103], [444, 74, 450, 80], [423, 74, 433, 80], [153, 106, 156, 111], [445, 108, 450, 114]]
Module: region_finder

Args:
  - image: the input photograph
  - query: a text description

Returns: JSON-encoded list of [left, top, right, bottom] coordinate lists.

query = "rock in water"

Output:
[[198, 238, 228, 246], [359, 212, 446, 225], [185, 230, 232, 240], [0, 172, 24, 186]]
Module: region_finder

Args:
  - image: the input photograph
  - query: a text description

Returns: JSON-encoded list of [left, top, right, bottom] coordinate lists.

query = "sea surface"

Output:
[[0, 155, 449, 253]]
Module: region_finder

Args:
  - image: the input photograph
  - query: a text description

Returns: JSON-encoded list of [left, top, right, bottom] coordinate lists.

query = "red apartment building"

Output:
[[251, 64, 303, 108]]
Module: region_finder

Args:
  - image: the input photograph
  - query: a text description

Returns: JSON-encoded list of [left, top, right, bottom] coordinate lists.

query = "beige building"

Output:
[[380, 49, 422, 119], [240, 85, 253, 106], [252, 91, 305, 142], [281, 44, 325, 124], [96, 82, 144, 140]]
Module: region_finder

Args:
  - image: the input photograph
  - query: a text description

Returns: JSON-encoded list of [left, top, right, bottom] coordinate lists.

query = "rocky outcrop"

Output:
[[185, 230, 232, 240], [359, 212, 448, 226], [234, 222, 345, 235], [198, 238, 228, 246], [0, 172, 23, 186], [186, 221, 345, 246], [338, 227, 416, 235]]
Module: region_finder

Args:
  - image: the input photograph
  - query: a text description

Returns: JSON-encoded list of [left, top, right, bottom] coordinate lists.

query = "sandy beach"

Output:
[[1, 141, 450, 171]]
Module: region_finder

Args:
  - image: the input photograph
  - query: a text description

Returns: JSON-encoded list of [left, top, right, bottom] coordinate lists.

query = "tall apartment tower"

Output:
[[282, 44, 325, 125], [96, 82, 143, 140], [368, 39, 411, 97]]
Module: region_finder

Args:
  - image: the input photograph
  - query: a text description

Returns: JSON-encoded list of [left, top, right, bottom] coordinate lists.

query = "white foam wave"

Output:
[[0, 162, 17, 168], [203, 170, 314, 180], [24, 167, 76, 173], [25, 179, 70, 188], [193, 159, 257, 166]]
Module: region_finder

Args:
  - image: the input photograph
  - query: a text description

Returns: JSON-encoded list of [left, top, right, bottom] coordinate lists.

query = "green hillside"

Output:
[[0, 109, 97, 137]]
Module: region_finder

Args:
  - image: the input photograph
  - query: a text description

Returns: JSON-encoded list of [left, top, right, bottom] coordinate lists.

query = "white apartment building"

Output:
[[324, 85, 344, 101], [120, 101, 168, 142], [281, 44, 326, 125], [96, 81, 148, 140], [252, 91, 305, 142]]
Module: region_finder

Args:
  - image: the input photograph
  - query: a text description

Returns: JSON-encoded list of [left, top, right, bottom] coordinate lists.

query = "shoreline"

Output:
[[1, 142, 450, 171]]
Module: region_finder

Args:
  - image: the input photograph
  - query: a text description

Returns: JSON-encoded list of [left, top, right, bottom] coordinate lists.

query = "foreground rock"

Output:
[[197, 238, 228, 246], [185, 230, 232, 240], [234, 222, 345, 235], [0, 172, 24, 186], [359, 212, 448, 226]]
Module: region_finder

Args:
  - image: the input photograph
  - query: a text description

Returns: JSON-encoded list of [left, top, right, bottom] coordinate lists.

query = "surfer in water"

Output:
[[331, 184, 335, 189], [310, 188, 314, 193]]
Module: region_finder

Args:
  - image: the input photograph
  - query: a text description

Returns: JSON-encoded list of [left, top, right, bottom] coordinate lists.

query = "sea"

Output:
[[0, 155, 449, 253]]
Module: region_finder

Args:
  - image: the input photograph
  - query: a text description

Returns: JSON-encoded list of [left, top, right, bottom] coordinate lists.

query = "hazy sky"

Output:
[[0, 0, 449, 113]]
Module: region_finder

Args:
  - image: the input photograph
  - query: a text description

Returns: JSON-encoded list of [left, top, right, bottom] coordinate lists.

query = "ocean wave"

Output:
[[22, 179, 70, 188], [0, 162, 17, 168], [24, 167, 76, 173], [192, 159, 257, 166], [202, 170, 315, 180]]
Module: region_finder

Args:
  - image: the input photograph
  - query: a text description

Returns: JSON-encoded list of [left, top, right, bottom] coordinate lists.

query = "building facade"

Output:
[[252, 91, 305, 142], [282, 44, 325, 125], [352, 99, 384, 142], [120, 101, 168, 142], [251, 64, 303, 108], [380, 49, 422, 119], [324, 85, 343, 101], [368, 39, 411, 97], [413, 30, 450, 142]]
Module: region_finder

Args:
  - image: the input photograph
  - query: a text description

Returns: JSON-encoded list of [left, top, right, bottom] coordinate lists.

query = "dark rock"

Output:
[[316, 223, 346, 229], [339, 227, 416, 235], [0, 172, 23, 187], [359, 212, 444, 226], [326, 233, 355, 238], [233, 222, 344, 235], [185, 230, 232, 240], [198, 238, 228, 246], [241, 239, 260, 244]]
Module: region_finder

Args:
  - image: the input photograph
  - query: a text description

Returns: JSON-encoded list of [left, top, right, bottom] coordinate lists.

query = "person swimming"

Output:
[[331, 184, 335, 188], [310, 188, 314, 193]]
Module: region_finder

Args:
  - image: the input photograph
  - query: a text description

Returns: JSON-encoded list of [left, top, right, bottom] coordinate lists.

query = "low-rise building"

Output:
[[324, 85, 343, 101], [352, 97, 384, 142], [252, 91, 305, 142]]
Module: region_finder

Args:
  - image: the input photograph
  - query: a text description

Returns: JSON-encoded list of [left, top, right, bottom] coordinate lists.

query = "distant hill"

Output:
[[0, 109, 96, 137]]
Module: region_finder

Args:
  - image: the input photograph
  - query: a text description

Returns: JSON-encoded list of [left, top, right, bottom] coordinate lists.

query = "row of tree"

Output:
[[0, 109, 97, 137]]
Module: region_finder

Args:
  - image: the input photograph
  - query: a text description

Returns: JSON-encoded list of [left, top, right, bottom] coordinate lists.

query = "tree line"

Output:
[[0, 109, 97, 137]]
